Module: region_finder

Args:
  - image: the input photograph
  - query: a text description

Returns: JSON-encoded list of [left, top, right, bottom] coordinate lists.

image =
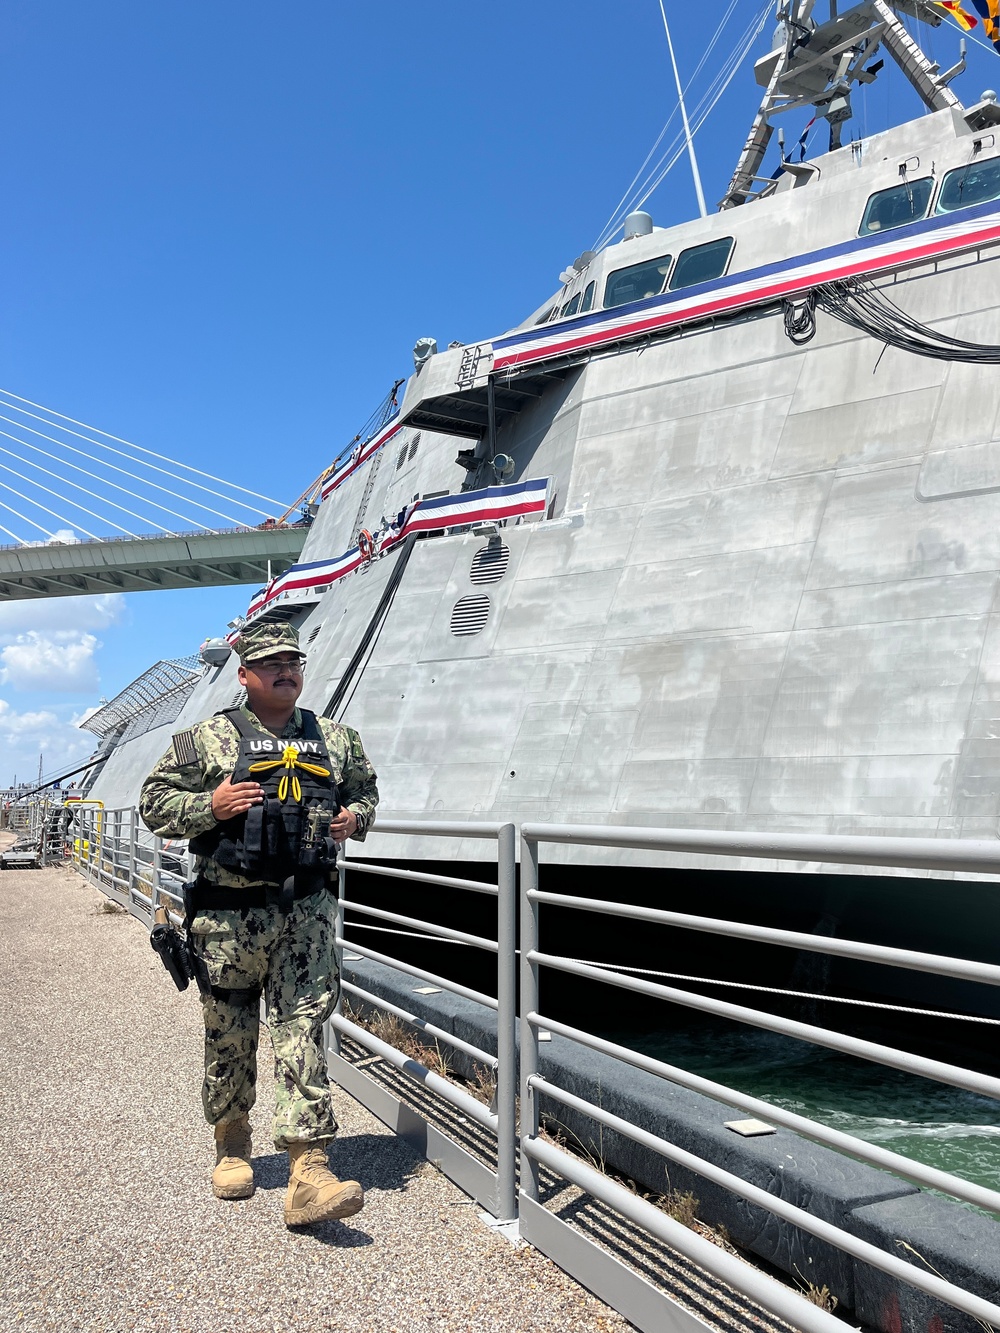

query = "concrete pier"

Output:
[[0, 860, 628, 1333]]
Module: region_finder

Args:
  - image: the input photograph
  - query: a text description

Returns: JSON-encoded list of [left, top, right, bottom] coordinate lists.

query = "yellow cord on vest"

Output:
[[248, 745, 331, 804]]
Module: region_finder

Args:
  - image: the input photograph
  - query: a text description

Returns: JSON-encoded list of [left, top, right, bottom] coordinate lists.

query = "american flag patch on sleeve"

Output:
[[171, 729, 198, 766]]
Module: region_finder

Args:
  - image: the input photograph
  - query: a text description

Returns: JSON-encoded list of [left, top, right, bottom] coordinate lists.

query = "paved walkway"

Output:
[[0, 862, 627, 1333]]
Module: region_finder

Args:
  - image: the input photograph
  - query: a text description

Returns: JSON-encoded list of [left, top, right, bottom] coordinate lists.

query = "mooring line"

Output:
[[341, 922, 1000, 1025]]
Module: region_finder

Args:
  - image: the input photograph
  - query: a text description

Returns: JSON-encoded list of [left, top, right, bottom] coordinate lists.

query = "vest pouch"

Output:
[[192, 709, 339, 885], [242, 801, 267, 860], [280, 798, 305, 851]]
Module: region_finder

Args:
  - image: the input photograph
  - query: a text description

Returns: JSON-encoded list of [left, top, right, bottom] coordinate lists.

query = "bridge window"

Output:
[[937, 155, 1000, 213], [581, 280, 595, 312], [561, 292, 582, 318], [604, 254, 673, 309], [859, 177, 933, 235], [534, 305, 557, 325], [669, 237, 734, 290]]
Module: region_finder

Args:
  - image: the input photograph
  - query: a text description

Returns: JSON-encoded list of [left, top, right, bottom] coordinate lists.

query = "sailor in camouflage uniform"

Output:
[[139, 621, 378, 1227]]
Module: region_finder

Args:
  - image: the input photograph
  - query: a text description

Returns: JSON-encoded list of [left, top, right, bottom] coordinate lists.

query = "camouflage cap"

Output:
[[234, 621, 304, 664]]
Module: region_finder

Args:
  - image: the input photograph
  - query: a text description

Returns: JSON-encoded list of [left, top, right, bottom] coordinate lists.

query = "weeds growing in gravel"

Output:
[[96, 899, 126, 915], [662, 1187, 699, 1230], [794, 1268, 839, 1312], [342, 1001, 453, 1080]]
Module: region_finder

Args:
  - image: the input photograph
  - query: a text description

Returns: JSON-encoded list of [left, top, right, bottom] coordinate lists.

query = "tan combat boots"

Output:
[[212, 1115, 255, 1199], [284, 1140, 364, 1227]]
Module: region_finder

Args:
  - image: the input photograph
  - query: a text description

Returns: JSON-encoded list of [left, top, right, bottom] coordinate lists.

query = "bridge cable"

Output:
[[0, 514, 31, 543], [0, 425, 216, 532], [0, 468, 100, 539], [0, 439, 159, 533], [0, 389, 290, 509], [0, 496, 55, 540], [0, 413, 248, 527], [0, 405, 268, 521], [0, 449, 139, 535]]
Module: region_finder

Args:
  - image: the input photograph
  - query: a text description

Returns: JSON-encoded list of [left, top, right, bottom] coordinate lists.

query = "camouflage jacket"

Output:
[[139, 705, 378, 889]]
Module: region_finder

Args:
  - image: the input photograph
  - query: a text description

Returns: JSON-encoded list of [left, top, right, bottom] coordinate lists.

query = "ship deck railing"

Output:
[[63, 805, 1000, 1333]]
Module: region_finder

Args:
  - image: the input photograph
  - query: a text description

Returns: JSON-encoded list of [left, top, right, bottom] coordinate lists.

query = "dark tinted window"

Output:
[[604, 255, 673, 309], [859, 177, 934, 235], [581, 280, 595, 313], [937, 156, 1000, 213], [561, 292, 582, 318], [668, 237, 735, 291], [534, 305, 557, 325]]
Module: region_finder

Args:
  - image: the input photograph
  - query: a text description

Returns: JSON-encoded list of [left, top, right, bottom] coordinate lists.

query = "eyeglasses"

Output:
[[249, 656, 306, 675]]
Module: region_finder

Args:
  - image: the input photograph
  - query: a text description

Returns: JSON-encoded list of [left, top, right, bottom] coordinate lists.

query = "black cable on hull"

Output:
[[783, 278, 1000, 363], [323, 535, 417, 722]]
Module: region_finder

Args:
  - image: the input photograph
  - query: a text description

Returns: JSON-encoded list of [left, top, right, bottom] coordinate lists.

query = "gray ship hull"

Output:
[[87, 106, 1000, 1006]]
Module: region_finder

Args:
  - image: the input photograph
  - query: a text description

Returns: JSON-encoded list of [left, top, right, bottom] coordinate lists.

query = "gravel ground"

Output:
[[0, 863, 629, 1333]]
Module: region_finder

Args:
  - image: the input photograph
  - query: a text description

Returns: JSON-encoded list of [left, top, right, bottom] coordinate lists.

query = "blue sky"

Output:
[[0, 0, 997, 784]]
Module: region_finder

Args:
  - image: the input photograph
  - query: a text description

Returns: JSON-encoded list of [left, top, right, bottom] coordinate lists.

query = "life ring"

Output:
[[358, 529, 374, 562]]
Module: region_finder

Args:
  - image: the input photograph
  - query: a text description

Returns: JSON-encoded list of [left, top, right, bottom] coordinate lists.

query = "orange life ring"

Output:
[[358, 529, 374, 562]]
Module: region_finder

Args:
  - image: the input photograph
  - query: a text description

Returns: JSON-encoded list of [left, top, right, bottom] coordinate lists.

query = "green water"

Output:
[[624, 1025, 1000, 1197]]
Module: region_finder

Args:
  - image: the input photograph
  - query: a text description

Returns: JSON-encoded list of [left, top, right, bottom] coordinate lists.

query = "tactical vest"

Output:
[[189, 708, 341, 886]]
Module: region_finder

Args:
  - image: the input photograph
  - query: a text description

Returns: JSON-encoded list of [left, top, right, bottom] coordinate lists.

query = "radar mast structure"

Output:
[[721, 0, 967, 210]]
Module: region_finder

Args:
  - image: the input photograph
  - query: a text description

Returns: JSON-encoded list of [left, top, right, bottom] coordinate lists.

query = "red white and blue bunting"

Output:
[[489, 198, 1000, 374], [245, 477, 548, 620], [320, 419, 404, 500]]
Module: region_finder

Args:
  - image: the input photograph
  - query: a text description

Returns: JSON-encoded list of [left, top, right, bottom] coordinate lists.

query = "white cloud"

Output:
[[0, 594, 126, 697], [0, 631, 100, 692], [0, 698, 96, 784], [0, 593, 123, 637]]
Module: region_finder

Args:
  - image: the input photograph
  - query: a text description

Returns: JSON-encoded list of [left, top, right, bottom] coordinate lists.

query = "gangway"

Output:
[[0, 523, 308, 601]]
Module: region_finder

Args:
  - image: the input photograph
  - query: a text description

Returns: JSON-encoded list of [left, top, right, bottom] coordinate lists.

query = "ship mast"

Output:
[[720, 0, 967, 210]]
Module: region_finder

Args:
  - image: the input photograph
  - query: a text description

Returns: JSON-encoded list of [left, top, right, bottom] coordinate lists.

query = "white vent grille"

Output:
[[395, 442, 408, 469], [229, 688, 247, 709], [408, 435, 420, 462], [306, 624, 323, 645], [470, 543, 510, 585], [450, 594, 491, 636]]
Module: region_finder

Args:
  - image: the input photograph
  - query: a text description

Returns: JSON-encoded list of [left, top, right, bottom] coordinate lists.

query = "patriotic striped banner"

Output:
[[244, 477, 548, 620], [320, 418, 404, 500], [400, 477, 548, 532], [489, 197, 1000, 374]]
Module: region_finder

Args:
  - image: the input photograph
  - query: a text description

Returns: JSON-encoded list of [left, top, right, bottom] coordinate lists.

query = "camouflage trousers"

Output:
[[190, 889, 339, 1150]]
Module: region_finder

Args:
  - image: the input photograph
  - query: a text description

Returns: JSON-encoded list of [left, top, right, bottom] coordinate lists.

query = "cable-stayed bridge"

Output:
[[0, 390, 319, 601]]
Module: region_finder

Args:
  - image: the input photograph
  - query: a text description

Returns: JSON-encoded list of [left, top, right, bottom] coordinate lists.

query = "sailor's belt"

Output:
[[191, 878, 329, 911]]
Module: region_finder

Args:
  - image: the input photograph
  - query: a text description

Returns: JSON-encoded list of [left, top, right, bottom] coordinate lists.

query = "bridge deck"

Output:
[[0, 525, 308, 600], [0, 857, 626, 1333]]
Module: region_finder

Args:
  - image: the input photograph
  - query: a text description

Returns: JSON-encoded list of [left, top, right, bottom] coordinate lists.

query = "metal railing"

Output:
[[519, 823, 1000, 1333], [57, 809, 1000, 1333], [68, 804, 186, 922], [332, 820, 517, 1223]]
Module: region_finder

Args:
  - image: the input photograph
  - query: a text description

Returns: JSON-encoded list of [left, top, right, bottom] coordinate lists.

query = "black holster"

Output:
[[149, 915, 194, 992], [181, 877, 265, 1009]]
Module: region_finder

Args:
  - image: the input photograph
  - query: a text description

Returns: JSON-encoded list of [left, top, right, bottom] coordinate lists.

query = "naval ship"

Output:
[[79, 1, 1000, 1047]]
